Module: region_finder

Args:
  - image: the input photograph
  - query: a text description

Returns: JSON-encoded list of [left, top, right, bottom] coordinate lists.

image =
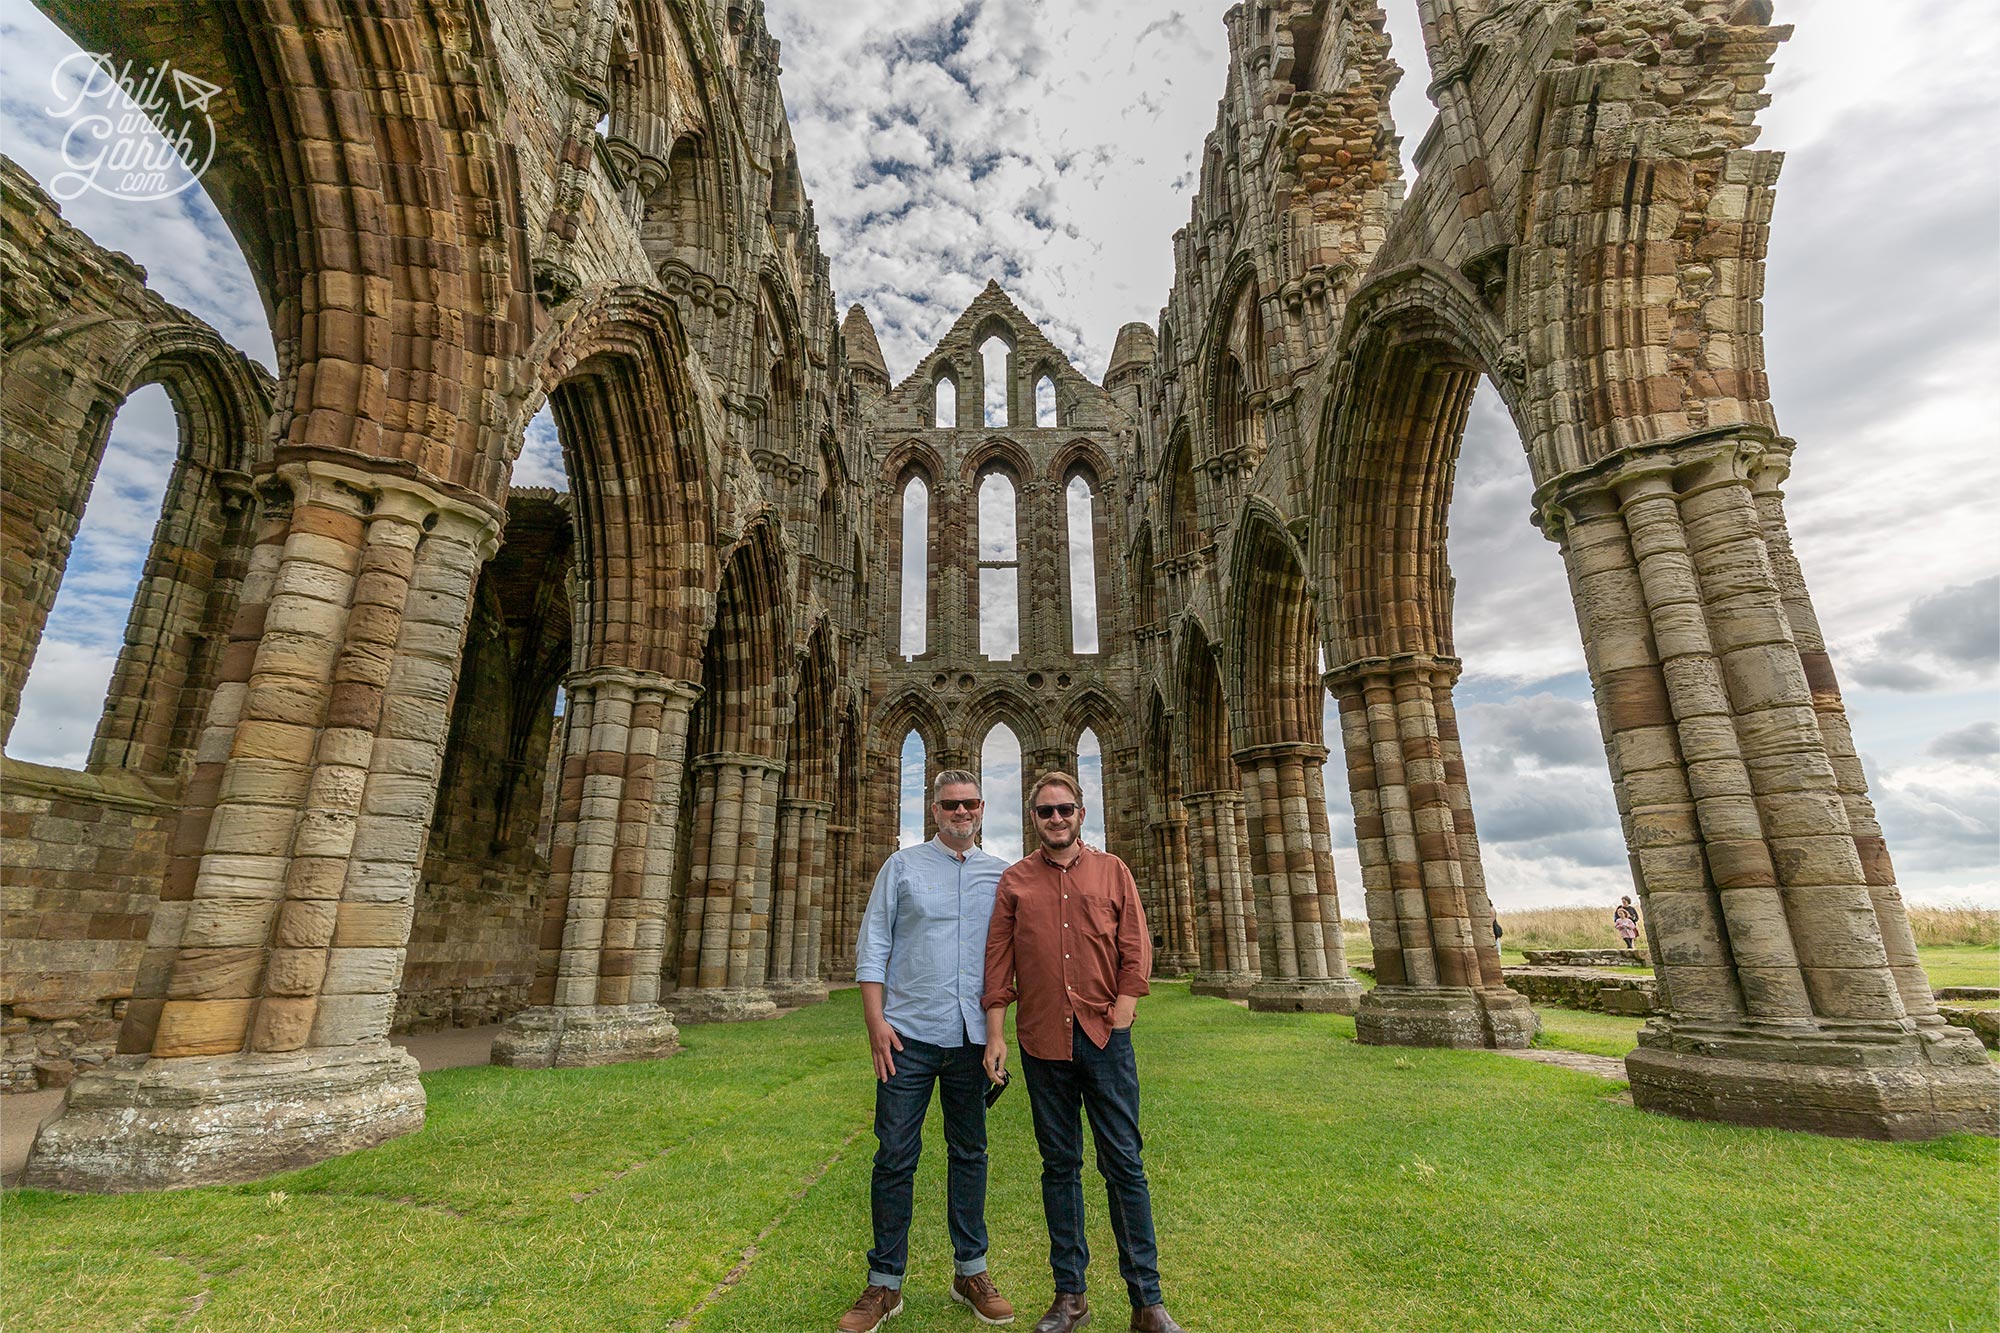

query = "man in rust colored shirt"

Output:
[[982, 772, 1188, 1333]]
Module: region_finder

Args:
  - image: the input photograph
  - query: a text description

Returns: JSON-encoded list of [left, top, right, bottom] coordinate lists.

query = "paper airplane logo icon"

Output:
[[172, 68, 220, 112]]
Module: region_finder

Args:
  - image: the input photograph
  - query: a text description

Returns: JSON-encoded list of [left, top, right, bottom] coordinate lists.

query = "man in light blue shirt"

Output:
[[838, 770, 1016, 1331]]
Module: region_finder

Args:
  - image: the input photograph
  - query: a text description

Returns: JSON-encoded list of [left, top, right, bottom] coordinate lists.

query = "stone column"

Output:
[[1750, 449, 1936, 1024], [1163, 812, 1199, 973], [1329, 657, 1533, 1049], [768, 796, 833, 1007], [821, 819, 857, 980], [25, 463, 501, 1192], [491, 669, 695, 1069], [1541, 433, 1995, 1138], [672, 752, 784, 1022], [1184, 789, 1257, 999], [1238, 744, 1363, 1013], [1146, 811, 1199, 975]]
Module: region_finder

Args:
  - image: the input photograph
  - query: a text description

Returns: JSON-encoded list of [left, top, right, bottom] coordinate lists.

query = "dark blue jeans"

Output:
[[1021, 1026, 1163, 1309], [867, 1031, 990, 1289]]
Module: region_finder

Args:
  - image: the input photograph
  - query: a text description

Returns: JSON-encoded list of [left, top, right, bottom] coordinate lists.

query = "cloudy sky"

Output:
[[3, 1, 1993, 909]]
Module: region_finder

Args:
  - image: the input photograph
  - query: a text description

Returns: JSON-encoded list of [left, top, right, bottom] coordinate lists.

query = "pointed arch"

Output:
[[1223, 501, 1322, 751], [527, 286, 721, 680]]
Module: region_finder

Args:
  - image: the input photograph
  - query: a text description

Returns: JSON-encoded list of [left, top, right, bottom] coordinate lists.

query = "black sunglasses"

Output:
[[937, 798, 984, 812], [1033, 802, 1078, 820]]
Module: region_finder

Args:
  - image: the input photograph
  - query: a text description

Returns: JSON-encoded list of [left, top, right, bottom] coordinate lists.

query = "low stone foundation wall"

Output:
[[1936, 986, 1998, 1002], [1939, 1006, 1998, 1051], [2, 760, 175, 1091], [1522, 948, 1650, 968], [1504, 966, 1661, 1016]]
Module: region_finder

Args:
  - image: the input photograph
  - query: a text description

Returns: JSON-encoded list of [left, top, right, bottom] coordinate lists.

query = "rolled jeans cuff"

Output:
[[867, 1270, 904, 1291], [955, 1254, 989, 1278]]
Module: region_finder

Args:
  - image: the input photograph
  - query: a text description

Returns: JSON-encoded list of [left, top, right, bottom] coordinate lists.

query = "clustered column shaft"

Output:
[[674, 752, 785, 1021], [491, 668, 695, 1068], [770, 795, 834, 1002], [1236, 743, 1361, 1012], [1183, 788, 1258, 998], [1330, 657, 1529, 1047], [1544, 435, 1994, 1136]]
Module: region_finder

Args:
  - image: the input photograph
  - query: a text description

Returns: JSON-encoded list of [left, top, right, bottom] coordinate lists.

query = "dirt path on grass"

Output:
[[1493, 1047, 1627, 1079]]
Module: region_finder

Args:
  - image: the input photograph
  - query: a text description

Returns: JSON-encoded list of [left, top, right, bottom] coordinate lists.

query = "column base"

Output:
[[1190, 972, 1256, 1001], [667, 986, 779, 1024], [1247, 977, 1364, 1015], [768, 981, 830, 1010], [21, 1042, 424, 1193], [490, 1004, 682, 1070], [1356, 985, 1537, 1049], [1627, 1016, 1999, 1140]]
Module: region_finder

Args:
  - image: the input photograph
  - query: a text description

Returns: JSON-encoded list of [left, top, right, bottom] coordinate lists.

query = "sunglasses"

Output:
[[1033, 802, 1078, 820], [937, 798, 984, 812]]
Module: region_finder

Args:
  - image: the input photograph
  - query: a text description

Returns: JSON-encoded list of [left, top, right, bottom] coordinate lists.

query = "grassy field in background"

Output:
[[8, 986, 1994, 1333]]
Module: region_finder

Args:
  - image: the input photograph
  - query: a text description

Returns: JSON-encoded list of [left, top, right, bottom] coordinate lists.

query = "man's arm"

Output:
[[855, 860, 904, 1080], [1110, 857, 1153, 1029], [979, 878, 1019, 1083]]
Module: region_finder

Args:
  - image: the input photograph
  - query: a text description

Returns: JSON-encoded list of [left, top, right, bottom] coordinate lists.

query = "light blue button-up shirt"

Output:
[[854, 836, 1007, 1048]]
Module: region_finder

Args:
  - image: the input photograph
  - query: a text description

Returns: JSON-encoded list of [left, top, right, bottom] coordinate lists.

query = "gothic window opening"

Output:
[[8, 385, 176, 769], [899, 474, 929, 659], [977, 471, 1020, 660], [978, 335, 1010, 427], [515, 403, 568, 490], [1035, 374, 1058, 428], [899, 729, 926, 847], [1167, 431, 1199, 557], [980, 723, 1023, 861], [1077, 727, 1106, 848], [934, 374, 958, 428], [1066, 474, 1100, 654]]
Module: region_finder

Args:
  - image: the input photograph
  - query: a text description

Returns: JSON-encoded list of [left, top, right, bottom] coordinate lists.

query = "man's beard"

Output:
[[1042, 823, 1077, 848]]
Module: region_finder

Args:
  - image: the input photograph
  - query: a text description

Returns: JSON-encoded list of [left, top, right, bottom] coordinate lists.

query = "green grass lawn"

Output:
[[7, 986, 1995, 1333], [1920, 945, 2000, 990]]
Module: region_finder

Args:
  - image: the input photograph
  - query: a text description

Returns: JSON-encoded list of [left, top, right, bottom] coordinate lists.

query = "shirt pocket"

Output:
[[1077, 890, 1120, 936]]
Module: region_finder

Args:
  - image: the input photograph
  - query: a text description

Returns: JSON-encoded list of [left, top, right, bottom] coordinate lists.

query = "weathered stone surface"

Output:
[[21, 1044, 424, 1192], [1357, 986, 1538, 1050], [490, 1004, 680, 1070], [1523, 949, 1653, 968], [1505, 967, 1663, 1017]]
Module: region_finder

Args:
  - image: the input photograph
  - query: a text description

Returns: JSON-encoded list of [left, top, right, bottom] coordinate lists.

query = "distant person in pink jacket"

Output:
[[1613, 897, 1641, 951]]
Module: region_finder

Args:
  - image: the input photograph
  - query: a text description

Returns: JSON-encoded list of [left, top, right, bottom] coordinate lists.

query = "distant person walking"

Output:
[[1613, 896, 1641, 951], [841, 770, 1017, 1332]]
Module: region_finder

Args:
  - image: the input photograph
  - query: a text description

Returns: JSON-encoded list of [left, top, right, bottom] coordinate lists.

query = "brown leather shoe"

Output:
[[951, 1271, 1017, 1324], [1128, 1304, 1186, 1333], [1031, 1291, 1090, 1333], [837, 1283, 904, 1333]]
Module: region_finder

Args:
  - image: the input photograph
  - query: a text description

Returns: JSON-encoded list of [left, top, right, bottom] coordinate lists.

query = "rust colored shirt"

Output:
[[982, 845, 1153, 1061]]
